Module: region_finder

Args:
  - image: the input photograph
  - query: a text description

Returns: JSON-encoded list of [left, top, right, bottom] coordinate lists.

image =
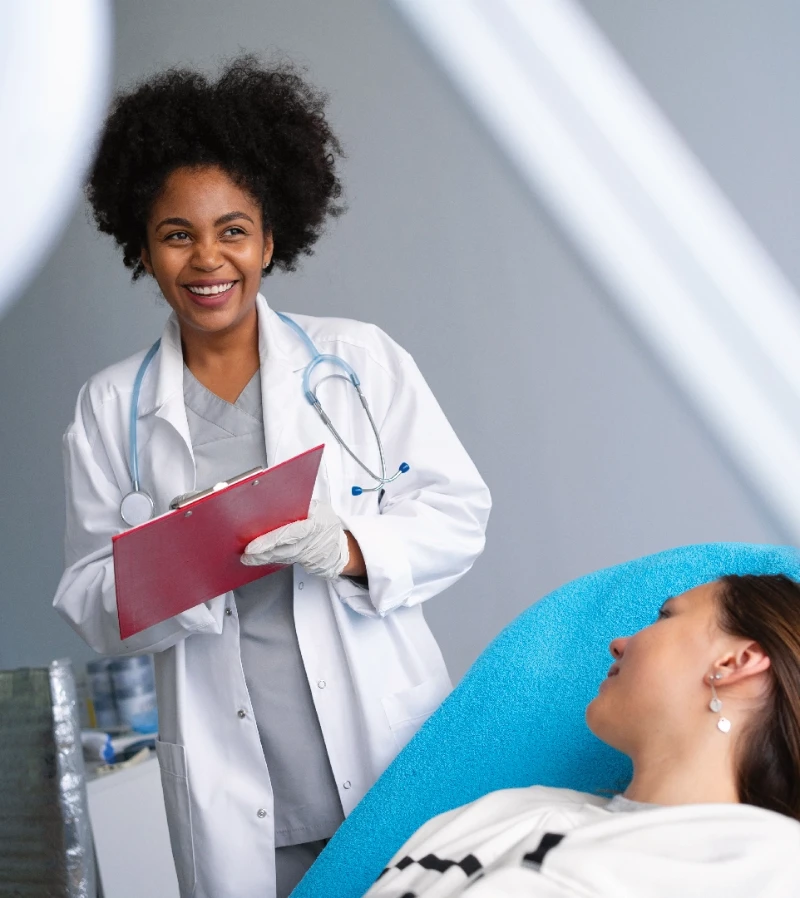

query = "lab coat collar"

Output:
[[140, 292, 325, 478], [147, 314, 193, 462], [254, 294, 331, 474], [139, 293, 304, 416], [256, 293, 311, 467]]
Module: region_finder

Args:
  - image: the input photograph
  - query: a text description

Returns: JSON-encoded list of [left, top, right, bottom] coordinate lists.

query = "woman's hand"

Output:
[[241, 500, 365, 580]]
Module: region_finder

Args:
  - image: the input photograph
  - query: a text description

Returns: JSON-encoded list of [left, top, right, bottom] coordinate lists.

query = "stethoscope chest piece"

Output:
[[120, 490, 155, 528]]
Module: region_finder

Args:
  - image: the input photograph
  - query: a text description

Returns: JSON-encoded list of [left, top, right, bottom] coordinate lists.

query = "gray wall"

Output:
[[0, 0, 795, 681]]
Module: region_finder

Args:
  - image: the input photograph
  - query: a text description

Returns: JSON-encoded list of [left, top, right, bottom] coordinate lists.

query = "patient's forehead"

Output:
[[662, 581, 720, 621], [664, 582, 719, 614], [676, 580, 719, 604]]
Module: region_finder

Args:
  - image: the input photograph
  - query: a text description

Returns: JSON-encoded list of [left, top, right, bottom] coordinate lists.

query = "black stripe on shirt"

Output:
[[376, 852, 483, 882], [418, 853, 482, 876], [375, 856, 413, 881], [522, 832, 565, 870]]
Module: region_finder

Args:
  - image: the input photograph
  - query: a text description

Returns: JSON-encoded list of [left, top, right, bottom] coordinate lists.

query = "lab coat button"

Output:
[[225, 608, 232, 616], [342, 781, 351, 790], [237, 709, 246, 719], [298, 581, 304, 590], [257, 808, 267, 819], [317, 680, 326, 689]]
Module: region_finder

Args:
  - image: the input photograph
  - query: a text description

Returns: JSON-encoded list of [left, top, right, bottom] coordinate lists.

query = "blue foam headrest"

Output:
[[292, 542, 800, 897]]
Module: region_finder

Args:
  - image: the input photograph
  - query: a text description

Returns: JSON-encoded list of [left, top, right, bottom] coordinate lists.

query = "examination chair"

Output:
[[291, 542, 800, 898]]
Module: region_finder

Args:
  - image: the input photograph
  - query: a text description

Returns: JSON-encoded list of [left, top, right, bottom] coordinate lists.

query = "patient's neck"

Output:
[[623, 733, 739, 806]]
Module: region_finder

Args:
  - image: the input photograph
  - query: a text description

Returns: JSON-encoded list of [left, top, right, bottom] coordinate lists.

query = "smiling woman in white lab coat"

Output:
[[53, 57, 490, 898]]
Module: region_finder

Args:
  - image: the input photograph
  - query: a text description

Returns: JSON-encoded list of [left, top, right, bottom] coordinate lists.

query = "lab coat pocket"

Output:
[[381, 674, 450, 752], [155, 739, 196, 897]]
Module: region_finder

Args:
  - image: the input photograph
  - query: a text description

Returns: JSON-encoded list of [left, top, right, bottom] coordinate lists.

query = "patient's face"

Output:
[[585, 582, 722, 755]]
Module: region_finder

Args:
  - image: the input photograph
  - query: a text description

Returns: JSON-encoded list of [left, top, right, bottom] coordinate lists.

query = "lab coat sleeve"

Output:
[[52, 390, 224, 656], [336, 353, 491, 617]]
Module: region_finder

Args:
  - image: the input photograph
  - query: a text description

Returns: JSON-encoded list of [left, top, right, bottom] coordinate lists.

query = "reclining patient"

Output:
[[365, 574, 800, 897]]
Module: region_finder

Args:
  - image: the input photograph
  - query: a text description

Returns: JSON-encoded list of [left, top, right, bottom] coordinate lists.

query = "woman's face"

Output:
[[141, 165, 272, 339], [585, 582, 725, 755]]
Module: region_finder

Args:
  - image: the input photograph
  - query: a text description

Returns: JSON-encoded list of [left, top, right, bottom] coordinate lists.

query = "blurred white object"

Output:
[[0, 0, 111, 321], [87, 755, 180, 898], [395, 0, 800, 541]]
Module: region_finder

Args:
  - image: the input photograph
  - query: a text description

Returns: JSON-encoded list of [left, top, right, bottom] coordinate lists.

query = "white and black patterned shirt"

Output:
[[364, 785, 800, 898]]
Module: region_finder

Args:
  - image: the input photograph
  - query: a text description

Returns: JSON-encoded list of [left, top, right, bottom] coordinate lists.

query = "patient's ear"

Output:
[[713, 641, 771, 689]]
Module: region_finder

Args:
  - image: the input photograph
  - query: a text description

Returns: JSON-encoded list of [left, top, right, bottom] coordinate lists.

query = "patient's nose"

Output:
[[610, 636, 628, 659]]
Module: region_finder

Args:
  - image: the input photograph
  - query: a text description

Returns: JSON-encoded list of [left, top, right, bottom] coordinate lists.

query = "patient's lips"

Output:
[[598, 664, 620, 692]]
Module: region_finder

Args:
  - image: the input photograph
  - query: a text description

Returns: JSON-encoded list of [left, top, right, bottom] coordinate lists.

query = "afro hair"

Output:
[[87, 55, 344, 279]]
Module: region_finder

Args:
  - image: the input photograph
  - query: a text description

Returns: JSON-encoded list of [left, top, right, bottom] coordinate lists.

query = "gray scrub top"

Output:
[[183, 366, 345, 847]]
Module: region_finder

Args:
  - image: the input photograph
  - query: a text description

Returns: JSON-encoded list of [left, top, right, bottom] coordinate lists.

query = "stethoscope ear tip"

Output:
[[351, 486, 364, 496], [399, 462, 410, 474]]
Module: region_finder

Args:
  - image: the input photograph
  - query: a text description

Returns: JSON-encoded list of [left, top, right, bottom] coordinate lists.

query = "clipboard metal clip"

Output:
[[169, 467, 265, 510]]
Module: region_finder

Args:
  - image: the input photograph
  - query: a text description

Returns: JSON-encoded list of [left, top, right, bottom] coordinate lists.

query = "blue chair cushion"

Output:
[[292, 542, 800, 897]]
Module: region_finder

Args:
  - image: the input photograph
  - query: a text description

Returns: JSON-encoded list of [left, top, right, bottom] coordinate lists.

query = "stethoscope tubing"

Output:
[[276, 312, 408, 493], [128, 338, 161, 492], [123, 314, 408, 524]]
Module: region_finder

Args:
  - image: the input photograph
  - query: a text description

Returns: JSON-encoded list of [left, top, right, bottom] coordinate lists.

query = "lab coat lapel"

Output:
[[138, 297, 333, 507], [142, 314, 196, 504], [256, 295, 332, 503]]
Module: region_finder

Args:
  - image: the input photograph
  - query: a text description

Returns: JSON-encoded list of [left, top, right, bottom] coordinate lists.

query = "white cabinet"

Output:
[[86, 756, 179, 898]]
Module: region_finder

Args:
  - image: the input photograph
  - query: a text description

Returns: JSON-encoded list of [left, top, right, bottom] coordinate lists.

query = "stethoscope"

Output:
[[119, 314, 410, 527]]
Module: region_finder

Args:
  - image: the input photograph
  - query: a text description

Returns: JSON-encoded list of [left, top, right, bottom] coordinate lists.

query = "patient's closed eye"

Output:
[[655, 596, 676, 621]]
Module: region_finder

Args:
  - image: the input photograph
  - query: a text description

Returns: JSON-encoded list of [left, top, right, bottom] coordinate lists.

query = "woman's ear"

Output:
[[714, 641, 771, 687], [262, 230, 274, 269], [140, 246, 154, 276]]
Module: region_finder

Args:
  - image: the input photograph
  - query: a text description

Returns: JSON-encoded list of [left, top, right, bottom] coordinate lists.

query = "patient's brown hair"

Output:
[[717, 574, 800, 821]]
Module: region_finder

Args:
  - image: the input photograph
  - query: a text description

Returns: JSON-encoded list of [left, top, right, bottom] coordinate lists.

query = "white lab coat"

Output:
[[54, 295, 491, 898]]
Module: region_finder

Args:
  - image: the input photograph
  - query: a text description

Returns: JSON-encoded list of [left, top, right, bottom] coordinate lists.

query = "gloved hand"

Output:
[[241, 500, 350, 581]]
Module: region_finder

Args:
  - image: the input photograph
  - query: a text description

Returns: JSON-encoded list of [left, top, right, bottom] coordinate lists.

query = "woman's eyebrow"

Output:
[[154, 211, 254, 231], [214, 211, 255, 226], [155, 216, 192, 231]]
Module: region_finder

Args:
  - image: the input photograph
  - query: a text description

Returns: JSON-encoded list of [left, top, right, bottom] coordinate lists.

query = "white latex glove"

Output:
[[241, 500, 350, 581]]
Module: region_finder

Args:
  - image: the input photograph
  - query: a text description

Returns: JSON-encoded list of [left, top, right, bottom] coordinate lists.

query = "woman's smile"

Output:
[[181, 278, 240, 308], [140, 165, 273, 340]]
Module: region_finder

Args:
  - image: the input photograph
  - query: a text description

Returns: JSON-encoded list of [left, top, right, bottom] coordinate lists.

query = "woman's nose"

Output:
[[191, 238, 223, 270], [610, 636, 628, 659]]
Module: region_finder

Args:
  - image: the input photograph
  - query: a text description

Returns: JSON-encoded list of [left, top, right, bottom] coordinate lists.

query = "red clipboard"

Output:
[[112, 445, 324, 639]]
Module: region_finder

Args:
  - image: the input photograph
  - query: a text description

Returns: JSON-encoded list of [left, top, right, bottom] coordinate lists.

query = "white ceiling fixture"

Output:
[[0, 0, 112, 322], [394, 0, 800, 541]]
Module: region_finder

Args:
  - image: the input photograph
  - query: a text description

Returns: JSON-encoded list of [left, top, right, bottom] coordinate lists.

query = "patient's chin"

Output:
[[585, 693, 616, 746], [585, 695, 602, 733]]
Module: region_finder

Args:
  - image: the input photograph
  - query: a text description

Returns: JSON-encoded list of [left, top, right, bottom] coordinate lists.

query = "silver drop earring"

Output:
[[709, 673, 731, 733]]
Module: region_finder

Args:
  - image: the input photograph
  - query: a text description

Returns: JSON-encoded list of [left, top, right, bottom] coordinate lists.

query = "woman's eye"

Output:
[[165, 231, 189, 241], [223, 227, 245, 237]]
